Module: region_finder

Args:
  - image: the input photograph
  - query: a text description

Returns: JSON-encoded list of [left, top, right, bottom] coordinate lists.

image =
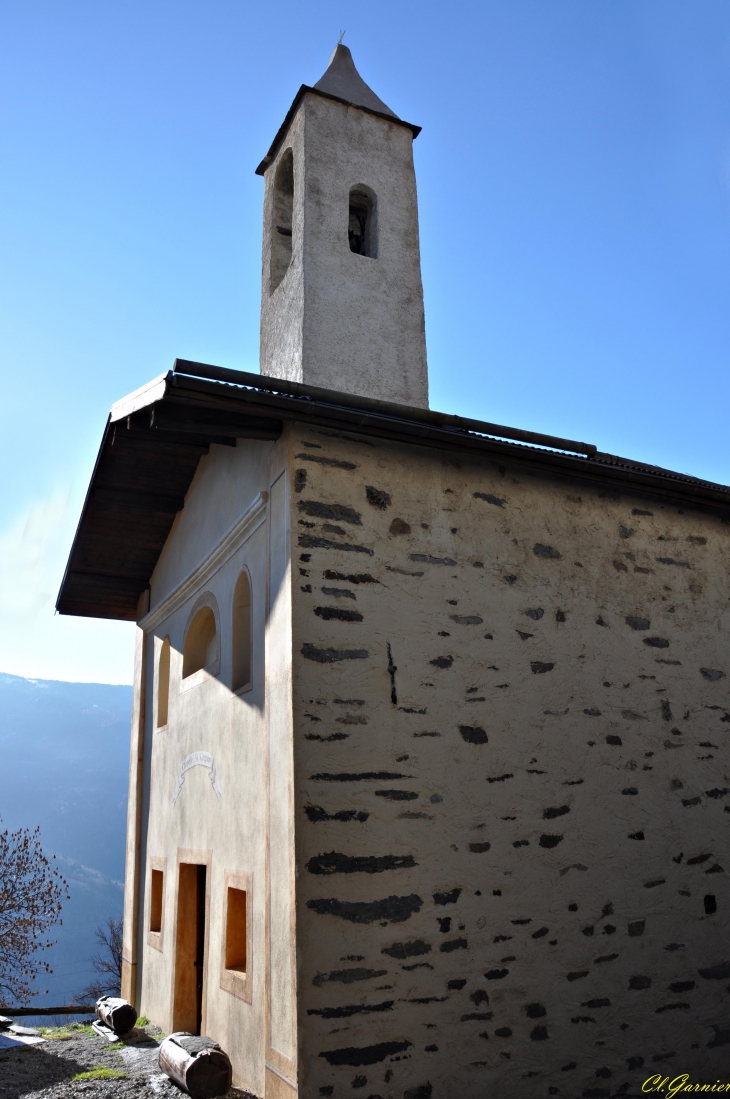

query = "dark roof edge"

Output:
[[255, 85, 421, 176], [172, 359, 596, 457], [55, 415, 115, 614], [170, 359, 730, 510]]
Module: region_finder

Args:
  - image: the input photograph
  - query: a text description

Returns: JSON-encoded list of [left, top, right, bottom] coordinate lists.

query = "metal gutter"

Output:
[[171, 359, 597, 457]]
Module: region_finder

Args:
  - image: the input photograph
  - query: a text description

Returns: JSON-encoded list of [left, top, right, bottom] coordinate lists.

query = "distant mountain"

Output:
[[0, 672, 132, 1005]]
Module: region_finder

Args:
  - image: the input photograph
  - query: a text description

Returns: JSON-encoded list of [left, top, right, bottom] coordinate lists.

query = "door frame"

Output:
[[170, 847, 212, 1036]]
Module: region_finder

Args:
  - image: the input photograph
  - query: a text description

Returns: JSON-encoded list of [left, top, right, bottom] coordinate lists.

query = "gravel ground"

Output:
[[0, 1024, 257, 1099]]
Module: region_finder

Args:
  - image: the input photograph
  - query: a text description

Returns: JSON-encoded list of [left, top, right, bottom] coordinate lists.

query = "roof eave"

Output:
[[255, 85, 421, 177]]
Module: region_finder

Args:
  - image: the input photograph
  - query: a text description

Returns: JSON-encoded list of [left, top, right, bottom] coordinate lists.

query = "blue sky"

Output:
[[2, 1, 730, 683]]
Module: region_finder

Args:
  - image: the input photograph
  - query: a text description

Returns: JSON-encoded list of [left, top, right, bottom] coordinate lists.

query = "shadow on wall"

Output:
[[155, 566, 260, 732]]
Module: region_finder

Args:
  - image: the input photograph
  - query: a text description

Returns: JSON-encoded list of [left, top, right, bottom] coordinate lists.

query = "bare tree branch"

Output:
[[74, 916, 123, 1003], [0, 818, 69, 1004]]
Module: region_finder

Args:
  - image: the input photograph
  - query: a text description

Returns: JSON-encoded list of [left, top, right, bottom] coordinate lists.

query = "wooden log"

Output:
[[95, 996, 137, 1035], [158, 1033, 232, 1098]]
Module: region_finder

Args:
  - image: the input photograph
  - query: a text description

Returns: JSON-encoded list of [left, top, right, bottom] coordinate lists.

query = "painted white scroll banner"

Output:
[[172, 751, 222, 805]]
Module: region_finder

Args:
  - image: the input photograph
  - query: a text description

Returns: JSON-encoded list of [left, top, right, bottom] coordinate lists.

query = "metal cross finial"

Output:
[[338, 30, 346, 44]]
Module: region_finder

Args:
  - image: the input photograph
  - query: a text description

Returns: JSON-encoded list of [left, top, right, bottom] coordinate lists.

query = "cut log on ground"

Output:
[[158, 1033, 233, 1098], [95, 995, 138, 1035]]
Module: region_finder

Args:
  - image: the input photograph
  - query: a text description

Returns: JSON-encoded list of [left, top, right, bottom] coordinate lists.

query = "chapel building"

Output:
[[59, 44, 730, 1099]]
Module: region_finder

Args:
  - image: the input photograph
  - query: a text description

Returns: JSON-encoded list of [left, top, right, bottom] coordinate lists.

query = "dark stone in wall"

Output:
[[410, 553, 457, 566], [382, 940, 432, 959], [298, 500, 362, 525], [307, 894, 423, 924], [365, 485, 391, 509], [533, 544, 561, 559], [322, 586, 356, 599], [299, 534, 373, 555], [376, 790, 418, 801], [629, 976, 651, 990], [311, 771, 406, 781], [313, 968, 388, 986], [430, 655, 453, 668], [389, 518, 411, 535], [404, 1086, 432, 1099], [485, 968, 509, 979], [308, 1000, 393, 1018], [543, 806, 570, 819], [324, 570, 379, 584], [433, 888, 461, 905], [530, 1026, 548, 1041], [440, 938, 467, 952], [459, 725, 488, 744], [539, 834, 564, 848], [319, 1040, 412, 1066], [698, 961, 730, 979], [707, 1026, 730, 1048], [314, 606, 364, 622], [296, 453, 356, 470], [628, 921, 645, 937], [625, 616, 650, 630], [474, 492, 506, 507], [294, 469, 307, 492], [700, 667, 726, 681], [643, 637, 669, 648], [469, 842, 491, 853], [307, 852, 417, 875], [305, 806, 369, 823], [531, 661, 555, 674], [302, 644, 369, 663]]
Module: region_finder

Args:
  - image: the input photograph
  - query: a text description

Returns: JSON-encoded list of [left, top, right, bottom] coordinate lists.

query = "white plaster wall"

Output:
[[139, 524, 269, 1094], [150, 439, 274, 607], [137, 438, 274, 1096], [260, 95, 428, 409], [287, 424, 730, 1099]]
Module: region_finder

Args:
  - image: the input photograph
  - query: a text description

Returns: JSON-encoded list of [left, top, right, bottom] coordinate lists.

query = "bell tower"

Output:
[[257, 45, 429, 409]]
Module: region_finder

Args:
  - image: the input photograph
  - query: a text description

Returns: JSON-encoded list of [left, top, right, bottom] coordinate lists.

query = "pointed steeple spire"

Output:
[[314, 44, 399, 119]]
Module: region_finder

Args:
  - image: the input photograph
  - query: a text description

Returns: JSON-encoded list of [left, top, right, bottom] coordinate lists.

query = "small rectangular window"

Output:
[[147, 857, 166, 950], [219, 869, 252, 1002], [150, 869, 164, 933], [225, 888, 247, 973]]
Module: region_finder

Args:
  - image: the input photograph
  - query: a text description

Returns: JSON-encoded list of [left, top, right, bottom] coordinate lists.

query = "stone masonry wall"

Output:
[[288, 422, 730, 1099]]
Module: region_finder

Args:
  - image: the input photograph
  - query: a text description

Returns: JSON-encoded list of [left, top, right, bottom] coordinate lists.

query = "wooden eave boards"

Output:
[[56, 363, 730, 622]]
